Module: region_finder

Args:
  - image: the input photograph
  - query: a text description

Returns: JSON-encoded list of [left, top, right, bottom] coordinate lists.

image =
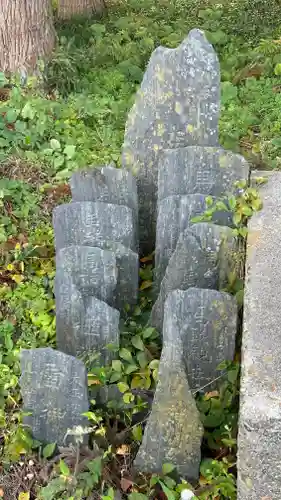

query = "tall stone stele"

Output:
[[122, 29, 220, 254]]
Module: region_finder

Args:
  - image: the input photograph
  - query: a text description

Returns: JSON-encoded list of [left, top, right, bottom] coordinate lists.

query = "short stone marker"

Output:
[[70, 165, 138, 222], [122, 28, 220, 253], [163, 288, 237, 391], [158, 146, 249, 202], [55, 246, 118, 302], [134, 315, 203, 480], [20, 347, 89, 446], [53, 201, 137, 252], [155, 193, 234, 287], [151, 223, 236, 332], [238, 172, 281, 499]]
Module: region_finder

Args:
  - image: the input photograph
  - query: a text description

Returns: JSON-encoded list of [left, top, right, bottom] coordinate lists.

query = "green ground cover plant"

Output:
[[0, 0, 280, 497]]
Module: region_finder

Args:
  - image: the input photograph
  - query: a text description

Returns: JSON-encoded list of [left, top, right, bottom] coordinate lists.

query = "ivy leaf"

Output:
[[158, 480, 176, 500], [233, 212, 242, 226], [124, 363, 138, 374], [137, 351, 148, 368], [142, 327, 155, 338], [131, 335, 145, 351], [43, 442, 56, 459], [21, 102, 35, 120], [53, 156, 65, 170], [112, 360, 123, 372], [59, 459, 70, 476], [6, 109, 18, 123], [50, 138, 61, 150], [110, 372, 122, 383], [132, 424, 142, 442], [119, 348, 133, 362], [123, 392, 134, 404], [149, 359, 159, 369], [162, 463, 175, 475], [139, 280, 152, 290], [241, 205, 252, 216], [128, 493, 148, 500], [117, 382, 129, 393], [63, 144, 76, 159], [228, 196, 236, 211]]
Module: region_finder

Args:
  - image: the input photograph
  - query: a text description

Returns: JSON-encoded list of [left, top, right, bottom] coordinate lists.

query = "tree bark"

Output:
[[57, 0, 106, 18], [0, 0, 56, 74]]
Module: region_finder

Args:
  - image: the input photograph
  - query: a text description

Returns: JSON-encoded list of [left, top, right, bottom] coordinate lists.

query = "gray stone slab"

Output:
[[55, 246, 117, 301], [53, 201, 137, 252], [151, 223, 236, 332], [122, 28, 220, 253], [155, 194, 234, 288], [164, 288, 237, 391], [20, 347, 89, 446], [56, 283, 120, 363], [238, 172, 281, 499], [100, 242, 139, 310], [158, 146, 249, 202], [134, 341, 203, 480], [70, 165, 138, 220]]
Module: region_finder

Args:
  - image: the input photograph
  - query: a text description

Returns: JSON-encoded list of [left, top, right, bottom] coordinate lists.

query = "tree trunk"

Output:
[[57, 0, 106, 19], [0, 0, 56, 74]]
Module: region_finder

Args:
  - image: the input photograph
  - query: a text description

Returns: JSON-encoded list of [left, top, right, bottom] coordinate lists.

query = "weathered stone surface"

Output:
[[55, 246, 117, 301], [122, 29, 220, 253], [238, 172, 281, 499], [20, 348, 89, 446], [55, 280, 120, 362], [134, 341, 203, 480], [158, 146, 249, 202], [151, 223, 236, 332], [100, 242, 139, 310], [70, 166, 138, 221], [163, 289, 237, 391], [155, 194, 233, 287], [53, 202, 137, 252]]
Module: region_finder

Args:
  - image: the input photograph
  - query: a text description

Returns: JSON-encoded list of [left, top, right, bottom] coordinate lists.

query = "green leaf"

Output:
[[53, 156, 65, 170], [124, 363, 138, 374], [43, 442, 56, 459], [131, 335, 145, 351], [123, 392, 134, 404], [159, 480, 176, 500], [59, 459, 70, 476], [228, 196, 237, 211], [110, 372, 122, 383], [119, 348, 133, 362], [142, 327, 155, 338], [132, 424, 142, 442], [137, 351, 148, 368], [128, 493, 148, 500], [162, 463, 176, 475], [275, 63, 281, 75], [233, 212, 242, 226], [241, 205, 252, 216], [163, 477, 176, 489], [117, 381, 129, 393], [6, 109, 18, 123], [63, 144, 76, 159], [112, 360, 123, 372], [149, 359, 159, 369], [50, 138, 61, 150], [21, 102, 35, 120]]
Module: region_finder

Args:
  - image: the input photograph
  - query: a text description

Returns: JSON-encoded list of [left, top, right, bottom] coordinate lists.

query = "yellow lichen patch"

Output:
[[186, 124, 194, 133], [175, 101, 183, 115], [219, 154, 228, 169]]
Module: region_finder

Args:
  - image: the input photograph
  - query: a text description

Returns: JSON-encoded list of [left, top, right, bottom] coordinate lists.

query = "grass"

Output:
[[1, 0, 281, 497]]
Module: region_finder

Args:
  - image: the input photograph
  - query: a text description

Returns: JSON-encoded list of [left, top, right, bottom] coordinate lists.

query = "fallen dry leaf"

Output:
[[120, 477, 133, 492]]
